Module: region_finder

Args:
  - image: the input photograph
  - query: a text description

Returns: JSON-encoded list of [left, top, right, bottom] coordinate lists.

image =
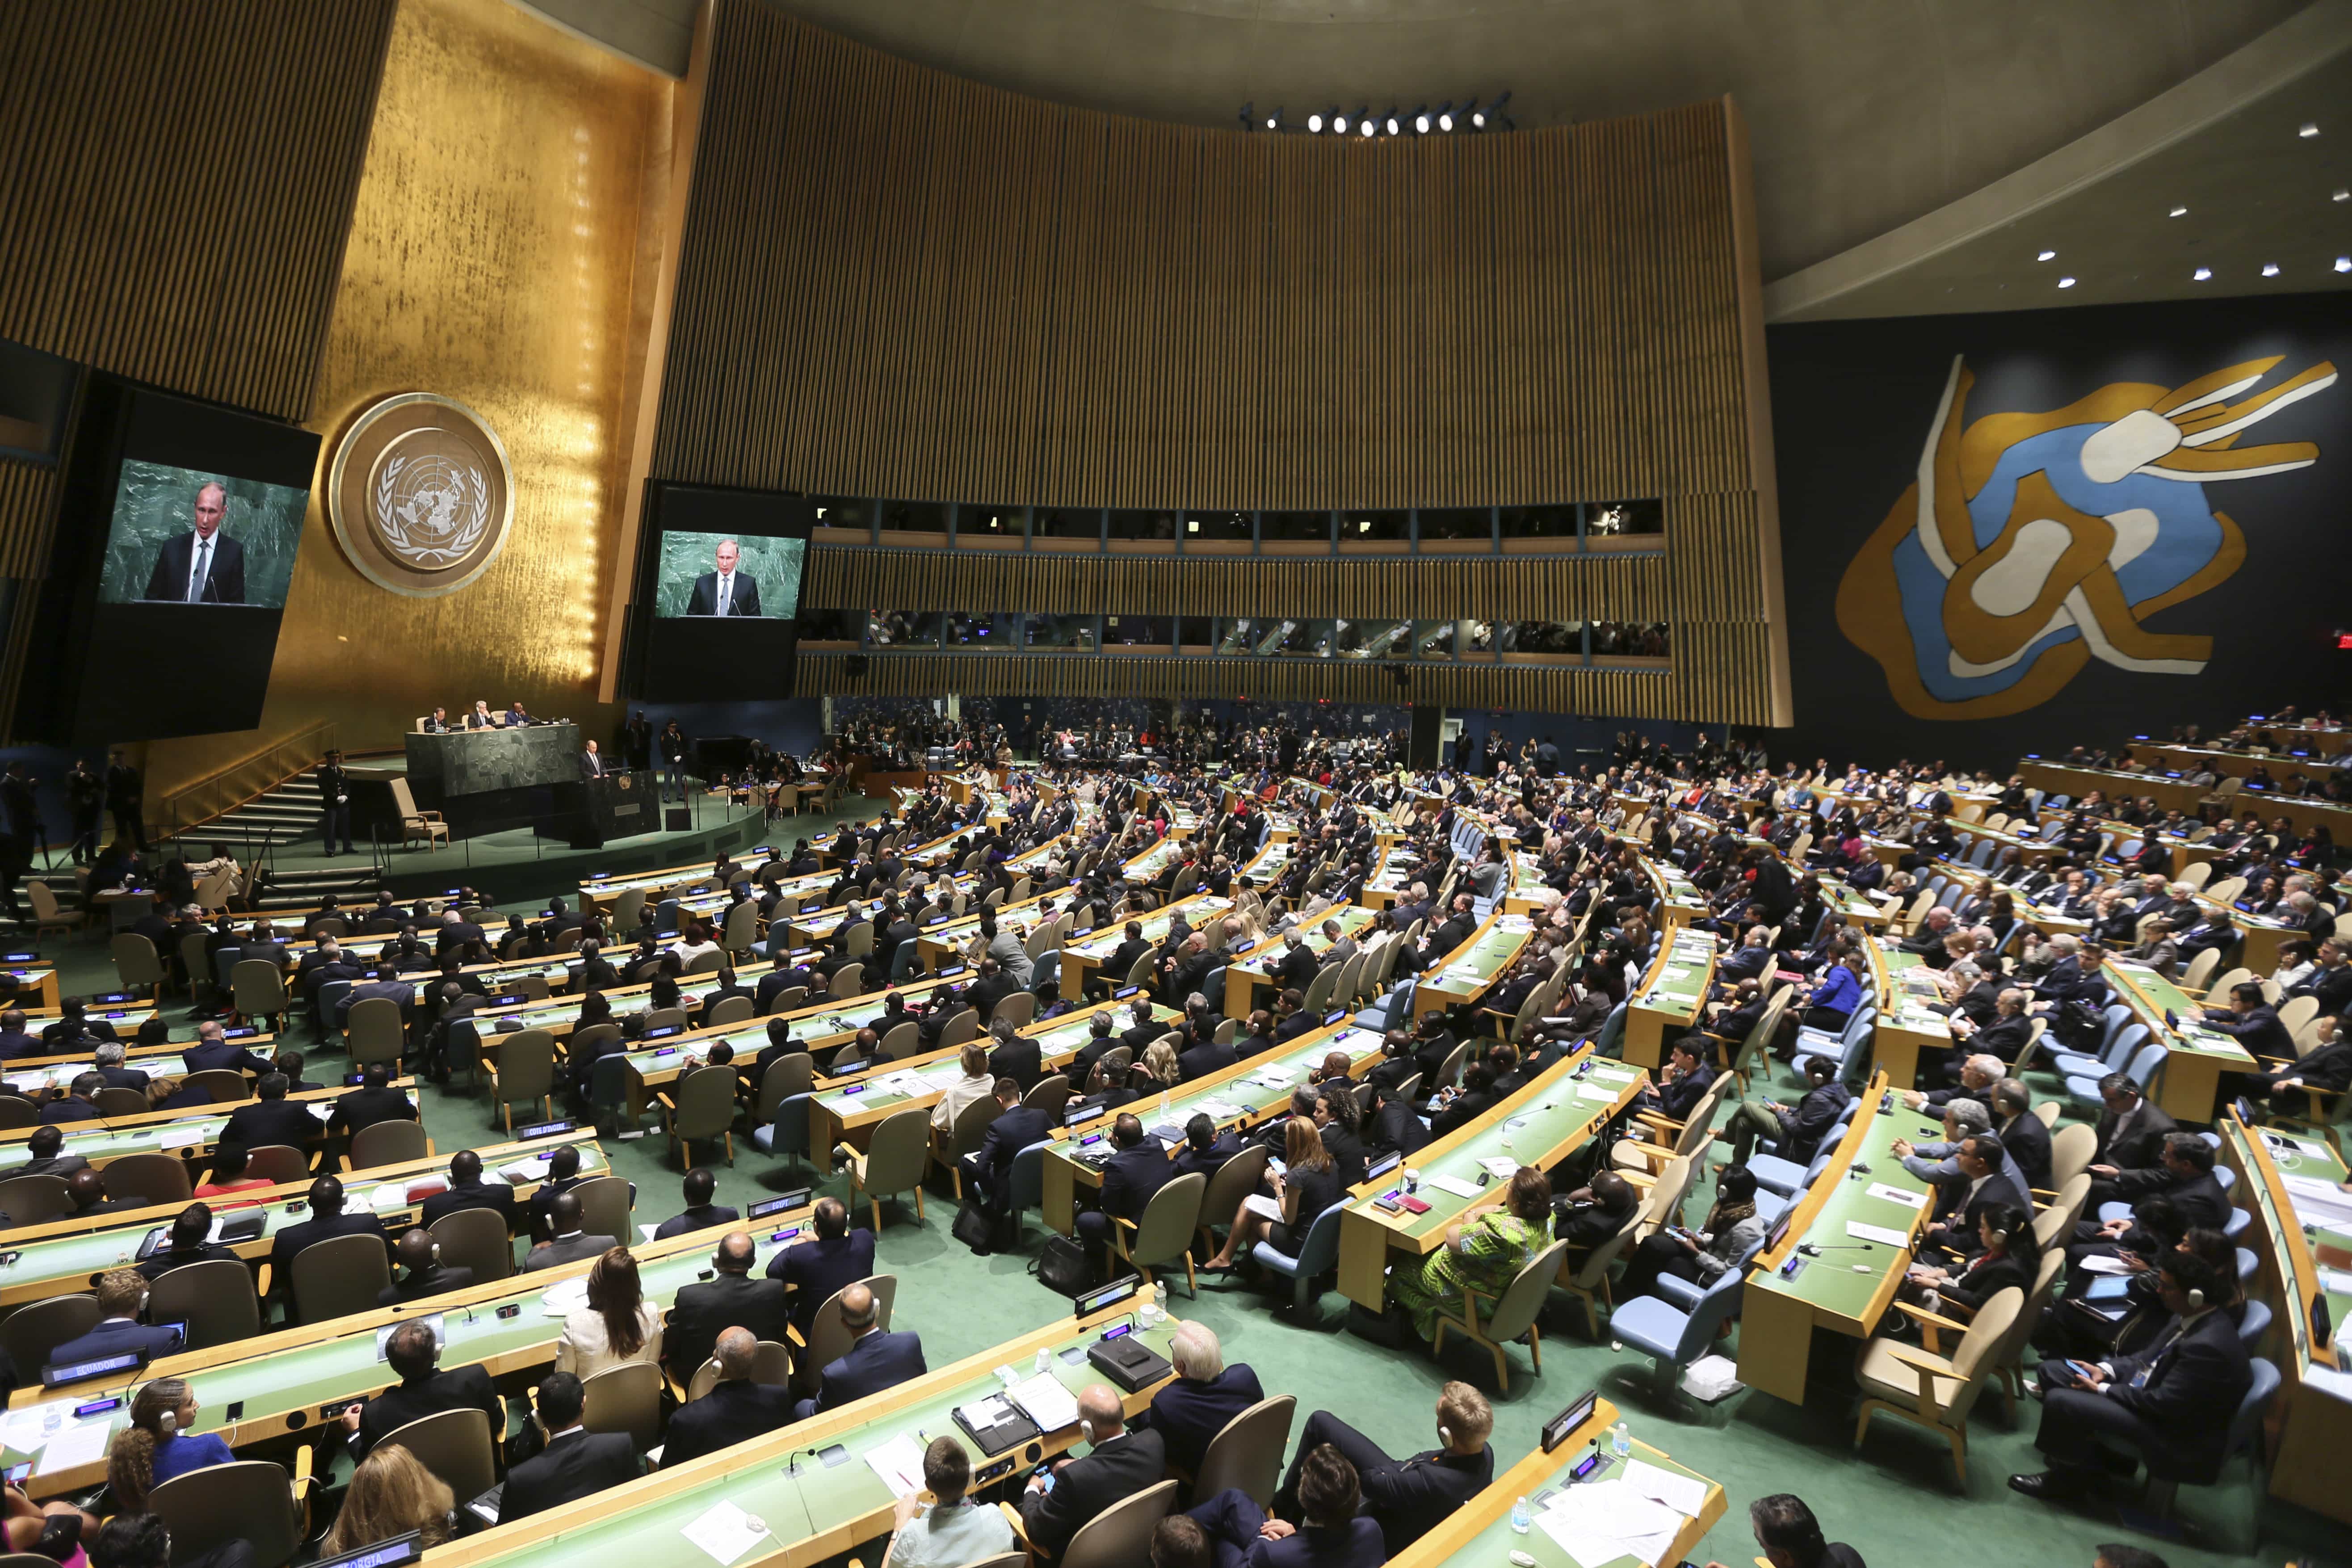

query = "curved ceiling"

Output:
[[520, 0, 2312, 280]]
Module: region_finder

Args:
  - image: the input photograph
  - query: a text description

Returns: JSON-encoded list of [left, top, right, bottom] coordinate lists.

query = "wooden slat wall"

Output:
[[655, 1, 1785, 723], [0, 0, 396, 422]]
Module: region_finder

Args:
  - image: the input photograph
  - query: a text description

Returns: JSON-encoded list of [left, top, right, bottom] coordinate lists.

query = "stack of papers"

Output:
[[1845, 1220, 1911, 1248], [1534, 1478, 1686, 1568], [680, 1501, 771, 1565], [1425, 1174, 1484, 1199], [1865, 1183, 1927, 1209], [2284, 1175, 2352, 1230], [1196, 1099, 1244, 1122], [864, 1431, 926, 1497], [1009, 1374, 1080, 1432], [1478, 1157, 1520, 1180]]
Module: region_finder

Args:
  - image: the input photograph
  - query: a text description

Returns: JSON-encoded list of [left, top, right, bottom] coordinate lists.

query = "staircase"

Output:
[[163, 773, 385, 913]]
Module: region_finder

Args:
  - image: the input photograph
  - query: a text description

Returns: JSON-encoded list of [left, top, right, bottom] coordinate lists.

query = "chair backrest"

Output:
[[2119, 1040, 2168, 1096], [0, 1173, 68, 1224], [231, 958, 287, 1014], [2033, 1173, 2092, 1252], [1192, 1394, 1297, 1506], [112, 932, 162, 986], [580, 1361, 664, 1450], [0, 1293, 101, 1372], [0, 1096, 36, 1131], [492, 1029, 558, 1102], [347, 996, 406, 1065], [613, 887, 647, 934], [104, 1151, 193, 1207], [642, 1008, 689, 1035], [2047, 1123, 2097, 1191], [951, 1090, 1004, 1158], [704, 994, 755, 1029], [1022, 1074, 1071, 1117], [2235, 1297, 2273, 1351], [861, 1107, 932, 1196], [350, 1118, 430, 1170], [91, 1085, 147, 1118], [292, 1230, 392, 1322], [938, 1008, 981, 1052], [1940, 1286, 2024, 1423], [828, 962, 865, 999], [2180, 947, 2225, 996], [991, 990, 1038, 1030], [1566, 1208, 1646, 1290], [1062, 1479, 1178, 1568], [875, 1021, 921, 1063], [570, 1173, 634, 1242], [800, 1274, 900, 1387], [430, 1204, 515, 1282], [151, 1460, 299, 1568], [1127, 1172, 1207, 1269], [1676, 1265, 1749, 1357], [1196, 1143, 1271, 1234], [147, 1257, 260, 1350], [756, 1052, 815, 1123], [670, 1063, 739, 1140], [685, 1338, 793, 1402], [1482, 1237, 1572, 1348], [184, 1068, 250, 1103], [378, 1405, 498, 1501]]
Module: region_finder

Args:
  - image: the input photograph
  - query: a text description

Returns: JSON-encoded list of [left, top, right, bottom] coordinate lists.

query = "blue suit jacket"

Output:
[[1134, 1363, 1263, 1476], [48, 1318, 183, 1370], [766, 1229, 876, 1337], [1248, 1519, 1386, 1568], [802, 1329, 925, 1416]]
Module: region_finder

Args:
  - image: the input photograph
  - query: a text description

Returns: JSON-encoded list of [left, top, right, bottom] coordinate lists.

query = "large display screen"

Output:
[[623, 483, 813, 700], [20, 377, 319, 743]]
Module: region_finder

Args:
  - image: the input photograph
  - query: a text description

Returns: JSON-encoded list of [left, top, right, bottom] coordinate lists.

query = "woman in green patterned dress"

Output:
[[1386, 1164, 1553, 1341]]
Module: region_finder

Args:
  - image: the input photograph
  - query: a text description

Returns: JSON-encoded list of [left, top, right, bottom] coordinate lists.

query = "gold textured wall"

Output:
[[147, 0, 673, 800]]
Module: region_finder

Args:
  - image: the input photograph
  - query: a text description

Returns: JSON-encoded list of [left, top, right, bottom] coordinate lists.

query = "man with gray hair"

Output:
[[1903, 1052, 2003, 1114], [1991, 1077, 2054, 1190], [1891, 1098, 2032, 1195], [1131, 1320, 1265, 1476], [663, 1324, 794, 1464], [91, 1040, 149, 1093]]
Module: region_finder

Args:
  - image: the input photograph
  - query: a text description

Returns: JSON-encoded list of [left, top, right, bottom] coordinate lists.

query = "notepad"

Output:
[[159, 1126, 205, 1149], [36, 1422, 109, 1476], [1425, 1174, 1483, 1198], [1844, 1221, 1911, 1248], [681, 1501, 770, 1565], [1865, 1183, 1927, 1209], [864, 1431, 926, 1497], [1009, 1373, 1081, 1432]]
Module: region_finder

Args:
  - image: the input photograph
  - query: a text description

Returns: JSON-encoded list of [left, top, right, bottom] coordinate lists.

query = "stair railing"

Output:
[[157, 721, 339, 842]]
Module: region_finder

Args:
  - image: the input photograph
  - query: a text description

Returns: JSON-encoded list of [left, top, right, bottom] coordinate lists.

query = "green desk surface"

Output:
[[1635, 932, 1714, 1023], [0, 1089, 420, 1167], [0, 1139, 608, 1299], [1877, 950, 1955, 1041], [1747, 1101, 1943, 1320], [1823, 881, 1889, 922], [479, 977, 738, 1036], [1242, 841, 1294, 881], [1050, 1021, 1380, 1169], [2228, 1121, 2349, 1371], [916, 895, 1063, 953], [2, 1217, 797, 1485], [1647, 864, 1703, 911], [1440, 1442, 1715, 1568], [437, 1314, 1183, 1568], [1418, 916, 1535, 1004], [1228, 907, 1379, 981], [2105, 962, 2257, 1067], [1364, 848, 1423, 895], [5, 1047, 195, 1097], [1066, 896, 1230, 963], [1361, 1053, 1641, 1243], [1119, 840, 1187, 883], [580, 847, 784, 898]]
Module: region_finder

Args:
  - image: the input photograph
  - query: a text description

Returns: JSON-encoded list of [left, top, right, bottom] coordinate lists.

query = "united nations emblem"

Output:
[[327, 392, 515, 597]]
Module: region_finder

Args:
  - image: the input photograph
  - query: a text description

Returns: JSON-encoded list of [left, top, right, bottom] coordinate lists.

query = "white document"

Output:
[[639, 1223, 660, 1243], [1478, 1158, 1519, 1180], [1865, 1183, 1927, 1209], [307, 1102, 334, 1122], [1575, 1084, 1619, 1104], [370, 1184, 410, 1213], [1425, 1174, 1483, 1199], [2078, 1254, 2132, 1276], [1241, 1194, 1284, 1223], [1195, 1099, 1244, 1122], [1254, 1066, 1298, 1089], [864, 1431, 927, 1497], [36, 1422, 110, 1476], [1844, 1220, 1911, 1248], [680, 1500, 771, 1566], [159, 1126, 205, 1150], [1009, 1374, 1081, 1433], [0, 1403, 64, 1453], [1621, 1458, 1707, 1517]]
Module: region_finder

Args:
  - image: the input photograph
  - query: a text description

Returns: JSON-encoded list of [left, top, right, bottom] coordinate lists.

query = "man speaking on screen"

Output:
[[685, 538, 760, 617], [143, 480, 247, 604]]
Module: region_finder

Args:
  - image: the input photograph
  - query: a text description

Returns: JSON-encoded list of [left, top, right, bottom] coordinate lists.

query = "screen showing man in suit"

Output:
[[652, 530, 803, 619], [99, 461, 306, 608]]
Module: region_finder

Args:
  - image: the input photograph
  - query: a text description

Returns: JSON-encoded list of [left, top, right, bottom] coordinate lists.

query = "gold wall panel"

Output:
[[146, 0, 673, 799]]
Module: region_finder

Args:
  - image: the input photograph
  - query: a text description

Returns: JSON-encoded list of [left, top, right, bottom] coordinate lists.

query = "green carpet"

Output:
[[30, 826, 2335, 1568]]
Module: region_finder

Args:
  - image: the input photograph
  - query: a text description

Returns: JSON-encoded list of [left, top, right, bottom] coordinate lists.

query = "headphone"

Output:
[[156, 1410, 176, 1435], [1437, 1425, 1453, 1446], [2186, 1286, 2206, 1309]]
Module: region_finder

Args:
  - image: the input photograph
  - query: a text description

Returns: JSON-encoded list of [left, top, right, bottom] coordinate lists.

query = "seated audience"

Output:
[[661, 1327, 795, 1467], [1384, 1166, 1551, 1341], [1020, 1383, 1166, 1557], [323, 1443, 457, 1557], [104, 1379, 231, 1510], [1276, 1383, 1492, 1555], [555, 1248, 662, 1379], [880, 1434, 1016, 1568], [498, 1373, 641, 1523], [1131, 1321, 1264, 1477], [792, 1282, 925, 1420]]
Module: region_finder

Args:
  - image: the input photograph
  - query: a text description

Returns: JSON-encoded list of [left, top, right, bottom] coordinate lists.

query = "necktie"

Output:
[[189, 539, 211, 603], [718, 575, 730, 616]]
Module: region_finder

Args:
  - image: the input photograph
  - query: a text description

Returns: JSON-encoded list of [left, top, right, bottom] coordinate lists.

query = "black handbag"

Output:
[[1031, 1235, 1094, 1297], [951, 1199, 995, 1254]]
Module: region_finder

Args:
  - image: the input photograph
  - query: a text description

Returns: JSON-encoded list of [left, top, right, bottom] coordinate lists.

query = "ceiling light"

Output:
[[2036, 250, 2056, 261], [1385, 113, 1400, 135], [2169, 205, 2188, 217], [2335, 188, 2349, 202], [2193, 267, 2212, 281], [2057, 276, 2076, 289], [1414, 109, 1430, 135], [1331, 114, 1348, 134], [1265, 107, 1281, 130], [1437, 110, 1454, 131], [2263, 262, 2281, 277], [1307, 113, 1324, 134], [2336, 256, 2352, 273], [1359, 119, 1375, 139], [2299, 122, 2320, 138]]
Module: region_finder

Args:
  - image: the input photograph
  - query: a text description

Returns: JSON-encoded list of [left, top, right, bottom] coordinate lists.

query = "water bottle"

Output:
[[1159, 1088, 1172, 1120], [1610, 1421, 1630, 1458], [1508, 1497, 1530, 1535]]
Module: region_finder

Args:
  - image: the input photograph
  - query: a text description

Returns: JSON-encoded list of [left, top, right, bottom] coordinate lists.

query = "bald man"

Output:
[[663, 1326, 795, 1465], [1021, 1384, 1165, 1557], [791, 1281, 925, 1419]]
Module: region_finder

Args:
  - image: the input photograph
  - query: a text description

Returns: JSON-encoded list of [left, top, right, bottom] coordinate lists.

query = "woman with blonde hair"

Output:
[[323, 1444, 455, 1557], [931, 1041, 994, 1132], [1200, 1117, 1345, 1273], [1135, 1038, 1182, 1094], [105, 1379, 234, 1513], [554, 1247, 662, 1379]]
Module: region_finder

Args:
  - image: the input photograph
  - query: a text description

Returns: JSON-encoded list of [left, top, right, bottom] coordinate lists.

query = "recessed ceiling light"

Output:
[[2336, 188, 2350, 202], [2058, 276, 2076, 289], [2336, 256, 2351, 273], [2037, 249, 2056, 261], [2193, 267, 2213, 281], [2298, 122, 2320, 138], [2169, 205, 2188, 217], [2263, 262, 2281, 277]]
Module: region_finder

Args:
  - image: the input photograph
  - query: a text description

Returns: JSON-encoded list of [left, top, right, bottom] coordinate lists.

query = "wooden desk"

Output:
[[1411, 911, 1535, 1021], [578, 845, 786, 913], [1624, 929, 1715, 1072], [2, 1209, 804, 1497], [1386, 1415, 1724, 1568], [2219, 1114, 2352, 1524], [2101, 960, 2255, 1126], [0, 967, 60, 1013], [1058, 892, 1231, 1002], [1738, 1074, 1940, 1405], [1336, 1047, 1641, 1309], [420, 1299, 1183, 1568], [0, 1079, 420, 1170], [1872, 945, 1954, 1091], [1222, 906, 1379, 1020]]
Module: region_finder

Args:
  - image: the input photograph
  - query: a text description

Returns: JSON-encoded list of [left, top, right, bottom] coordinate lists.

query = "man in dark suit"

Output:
[[2085, 1072, 2175, 1195], [337, 964, 413, 1032], [499, 1372, 642, 1522], [653, 1166, 740, 1240], [419, 1149, 521, 1234], [791, 1282, 925, 1419], [378, 1227, 475, 1306], [964, 959, 1021, 1029], [1074, 1114, 1174, 1261], [141, 482, 247, 603], [765, 1197, 876, 1339], [666, 1231, 792, 1380], [221, 1073, 326, 1152], [269, 1175, 392, 1312], [525, 1144, 590, 1241], [182, 1020, 273, 1078], [1274, 933, 1321, 994], [958, 1079, 1053, 1223], [1275, 1384, 1495, 1556], [1130, 1322, 1263, 1476], [339, 1316, 503, 1457], [2011, 1250, 2254, 1502], [1990, 1079, 2054, 1193], [1726, 1053, 1849, 1166], [3, 1126, 88, 1180], [38, 1073, 102, 1125], [47, 1269, 183, 1369], [1020, 1383, 1167, 1557], [327, 1063, 416, 1142], [134, 1202, 239, 1282], [316, 750, 352, 857], [684, 539, 761, 617], [664, 1327, 795, 1466], [987, 1019, 1044, 1092], [1176, 1026, 1239, 1083], [1921, 1133, 2029, 1262], [2196, 980, 2294, 1060], [1962, 988, 2034, 1065], [1102, 922, 1152, 991], [521, 1192, 617, 1272], [579, 739, 610, 779]]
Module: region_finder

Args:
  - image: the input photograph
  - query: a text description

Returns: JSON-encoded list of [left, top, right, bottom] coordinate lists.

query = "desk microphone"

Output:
[[1797, 1242, 1879, 1256]]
